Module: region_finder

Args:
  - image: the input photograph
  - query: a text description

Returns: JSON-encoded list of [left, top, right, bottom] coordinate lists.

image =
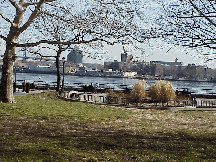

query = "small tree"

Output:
[[132, 80, 148, 101], [149, 80, 176, 102]]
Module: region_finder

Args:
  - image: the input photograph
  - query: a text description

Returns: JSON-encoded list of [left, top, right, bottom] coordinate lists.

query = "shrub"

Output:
[[132, 80, 148, 101], [106, 89, 128, 98], [105, 89, 129, 103], [149, 80, 176, 102]]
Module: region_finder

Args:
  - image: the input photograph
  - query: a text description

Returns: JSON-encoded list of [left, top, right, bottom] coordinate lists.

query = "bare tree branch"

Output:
[[26, 48, 43, 58], [189, 0, 216, 28], [166, 0, 216, 50], [15, 37, 117, 47], [40, 11, 72, 24], [8, 0, 20, 9], [44, 0, 56, 2], [45, 2, 77, 19], [27, 45, 70, 58], [208, 0, 216, 11], [178, 15, 216, 18], [19, 0, 46, 32], [0, 34, 7, 41], [26, 48, 57, 59], [0, 11, 15, 26], [22, 2, 38, 8]]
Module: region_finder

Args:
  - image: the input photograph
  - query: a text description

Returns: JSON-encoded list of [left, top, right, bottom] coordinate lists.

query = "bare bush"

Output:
[[105, 89, 130, 103], [105, 89, 128, 98], [132, 80, 148, 101], [149, 80, 176, 102]]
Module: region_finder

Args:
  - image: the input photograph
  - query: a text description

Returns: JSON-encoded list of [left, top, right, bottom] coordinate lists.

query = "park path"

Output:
[[13, 90, 43, 96]]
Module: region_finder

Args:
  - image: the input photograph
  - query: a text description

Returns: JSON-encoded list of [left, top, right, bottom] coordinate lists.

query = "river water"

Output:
[[1, 73, 216, 94]]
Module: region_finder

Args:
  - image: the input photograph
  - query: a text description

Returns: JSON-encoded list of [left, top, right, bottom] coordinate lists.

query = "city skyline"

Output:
[[0, 43, 214, 69]]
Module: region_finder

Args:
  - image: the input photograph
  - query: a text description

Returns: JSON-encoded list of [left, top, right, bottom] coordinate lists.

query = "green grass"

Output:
[[0, 92, 130, 122], [0, 91, 215, 161]]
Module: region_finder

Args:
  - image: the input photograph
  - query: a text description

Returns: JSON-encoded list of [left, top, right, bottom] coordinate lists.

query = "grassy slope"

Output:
[[0, 91, 215, 162]]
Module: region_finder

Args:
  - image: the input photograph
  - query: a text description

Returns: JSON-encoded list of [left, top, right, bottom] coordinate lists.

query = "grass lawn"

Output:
[[0, 91, 215, 162]]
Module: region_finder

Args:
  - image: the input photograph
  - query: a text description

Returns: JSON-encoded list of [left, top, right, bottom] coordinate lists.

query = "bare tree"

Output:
[[0, 0, 160, 103], [28, 44, 69, 93], [0, 0, 54, 103], [26, 0, 157, 92], [26, 0, 143, 93], [28, 11, 72, 92], [162, 0, 216, 62]]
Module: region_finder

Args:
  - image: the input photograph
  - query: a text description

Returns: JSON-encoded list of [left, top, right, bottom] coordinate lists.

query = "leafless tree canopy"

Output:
[[1, 0, 158, 48], [0, 0, 162, 102], [162, 0, 216, 61]]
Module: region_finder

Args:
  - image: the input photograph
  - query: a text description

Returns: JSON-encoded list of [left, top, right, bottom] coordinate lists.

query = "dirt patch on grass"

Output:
[[1, 112, 215, 161]]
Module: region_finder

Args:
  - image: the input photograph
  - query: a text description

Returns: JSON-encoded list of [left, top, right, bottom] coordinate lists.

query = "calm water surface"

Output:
[[1, 73, 216, 94]]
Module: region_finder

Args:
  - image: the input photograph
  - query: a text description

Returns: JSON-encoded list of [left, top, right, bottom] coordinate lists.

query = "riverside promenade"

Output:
[[13, 89, 43, 96], [13, 89, 216, 111], [58, 91, 216, 111]]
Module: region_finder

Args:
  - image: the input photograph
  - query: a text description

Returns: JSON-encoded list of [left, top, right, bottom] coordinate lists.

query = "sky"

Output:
[[79, 39, 212, 68], [0, 0, 216, 69], [0, 41, 213, 68]]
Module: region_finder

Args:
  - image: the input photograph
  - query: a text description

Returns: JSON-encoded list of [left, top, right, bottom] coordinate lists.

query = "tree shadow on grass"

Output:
[[0, 119, 215, 161]]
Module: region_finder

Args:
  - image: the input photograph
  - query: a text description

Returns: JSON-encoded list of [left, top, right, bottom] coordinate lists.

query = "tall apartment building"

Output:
[[121, 53, 127, 62], [67, 48, 83, 63]]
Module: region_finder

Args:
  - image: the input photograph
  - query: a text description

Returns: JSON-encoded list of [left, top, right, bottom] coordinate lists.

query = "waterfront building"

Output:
[[121, 53, 127, 62], [67, 48, 83, 63], [150, 60, 183, 66], [150, 60, 183, 78], [123, 71, 137, 77], [26, 65, 57, 73], [182, 65, 216, 81], [205, 67, 216, 81], [104, 60, 120, 71]]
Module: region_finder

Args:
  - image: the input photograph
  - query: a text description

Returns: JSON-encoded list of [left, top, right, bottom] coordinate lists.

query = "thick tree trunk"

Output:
[[56, 53, 61, 93], [0, 1, 25, 103], [0, 45, 16, 103]]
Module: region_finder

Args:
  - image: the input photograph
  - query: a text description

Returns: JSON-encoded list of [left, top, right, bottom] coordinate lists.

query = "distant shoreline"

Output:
[[14, 70, 216, 83]]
